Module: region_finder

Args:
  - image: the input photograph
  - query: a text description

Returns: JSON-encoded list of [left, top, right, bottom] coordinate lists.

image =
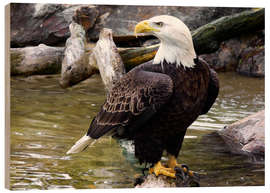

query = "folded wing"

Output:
[[87, 68, 174, 139]]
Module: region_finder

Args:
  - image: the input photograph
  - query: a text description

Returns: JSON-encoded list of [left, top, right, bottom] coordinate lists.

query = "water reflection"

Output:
[[10, 72, 264, 189]]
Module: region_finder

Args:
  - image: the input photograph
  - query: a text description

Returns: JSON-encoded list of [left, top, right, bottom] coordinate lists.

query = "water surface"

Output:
[[10, 72, 264, 190]]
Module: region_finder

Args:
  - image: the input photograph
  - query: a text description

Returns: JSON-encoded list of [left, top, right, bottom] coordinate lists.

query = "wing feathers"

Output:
[[87, 68, 173, 139], [66, 135, 96, 154]]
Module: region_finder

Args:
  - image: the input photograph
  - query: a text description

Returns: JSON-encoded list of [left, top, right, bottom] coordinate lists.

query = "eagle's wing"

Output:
[[200, 68, 219, 115], [87, 68, 173, 139]]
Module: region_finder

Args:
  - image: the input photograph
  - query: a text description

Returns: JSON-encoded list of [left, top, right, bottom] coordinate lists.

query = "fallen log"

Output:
[[9, 43, 156, 80], [119, 45, 157, 71], [10, 44, 64, 76], [192, 8, 265, 54]]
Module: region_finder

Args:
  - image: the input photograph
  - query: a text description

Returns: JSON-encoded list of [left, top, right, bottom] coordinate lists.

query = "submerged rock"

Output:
[[218, 110, 265, 158]]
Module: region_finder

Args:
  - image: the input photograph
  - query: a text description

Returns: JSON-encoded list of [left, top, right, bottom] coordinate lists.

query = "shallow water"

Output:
[[10, 72, 264, 190]]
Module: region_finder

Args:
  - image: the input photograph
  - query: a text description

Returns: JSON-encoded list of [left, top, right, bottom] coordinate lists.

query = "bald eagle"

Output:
[[67, 15, 219, 178]]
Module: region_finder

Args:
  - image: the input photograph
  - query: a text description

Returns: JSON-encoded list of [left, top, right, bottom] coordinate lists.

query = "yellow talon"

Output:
[[167, 155, 194, 177], [149, 161, 176, 178]]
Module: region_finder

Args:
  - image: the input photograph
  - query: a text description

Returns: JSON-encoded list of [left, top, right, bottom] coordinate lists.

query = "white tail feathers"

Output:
[[66, 135, 96, 155]]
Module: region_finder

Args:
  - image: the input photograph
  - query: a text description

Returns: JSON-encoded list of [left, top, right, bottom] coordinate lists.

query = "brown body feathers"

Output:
[[87, 58, 219, 164]]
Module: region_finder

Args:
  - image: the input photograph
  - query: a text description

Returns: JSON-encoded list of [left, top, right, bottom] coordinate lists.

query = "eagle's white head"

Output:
[[134, 15, 196, 68]]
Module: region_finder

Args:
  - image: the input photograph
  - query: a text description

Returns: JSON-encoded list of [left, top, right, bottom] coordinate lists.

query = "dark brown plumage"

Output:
[[87, 58, 219, 164]]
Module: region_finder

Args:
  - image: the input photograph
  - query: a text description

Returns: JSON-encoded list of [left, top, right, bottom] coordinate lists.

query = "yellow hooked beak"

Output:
[[134, 20, 160, 37]]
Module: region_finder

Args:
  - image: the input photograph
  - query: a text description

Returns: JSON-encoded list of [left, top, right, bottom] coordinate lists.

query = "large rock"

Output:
[[10, 3, 248, 47], [200, 39, 241, 72], [10, 3, 81, 47], [200, 30, 265, 77], [237, 33, 265, 77], [218, 110, 265, 158]]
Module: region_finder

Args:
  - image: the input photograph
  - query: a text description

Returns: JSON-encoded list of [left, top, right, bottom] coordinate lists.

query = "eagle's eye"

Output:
[[155, 22, 164, 27]]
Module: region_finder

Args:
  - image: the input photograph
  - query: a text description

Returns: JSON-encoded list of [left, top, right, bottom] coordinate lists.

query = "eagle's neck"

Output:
[[153, 40, 196, 68]]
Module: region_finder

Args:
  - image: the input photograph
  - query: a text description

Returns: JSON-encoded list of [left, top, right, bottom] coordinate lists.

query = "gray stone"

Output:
[[237, 47, 265, 77], [200, 38, 241, 72], [218, 110, 265, 157], [11, 3, 75, 47], [200, 30, 265, 77]]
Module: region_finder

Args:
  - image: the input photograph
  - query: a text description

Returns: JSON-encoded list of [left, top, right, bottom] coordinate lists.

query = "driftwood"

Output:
[[59, 22, 98, 88], [92, 29, 126, 92], [10, 44, 64, 76], [10, 8, 264, 80], [59, 22, 126, 89], [60, 20, 155, 88], [9, 41, 156, 83]]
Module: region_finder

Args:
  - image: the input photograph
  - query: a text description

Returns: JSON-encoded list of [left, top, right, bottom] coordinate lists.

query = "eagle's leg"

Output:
[[149, 161, 176, 178], [167, 155, 195, 177]]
